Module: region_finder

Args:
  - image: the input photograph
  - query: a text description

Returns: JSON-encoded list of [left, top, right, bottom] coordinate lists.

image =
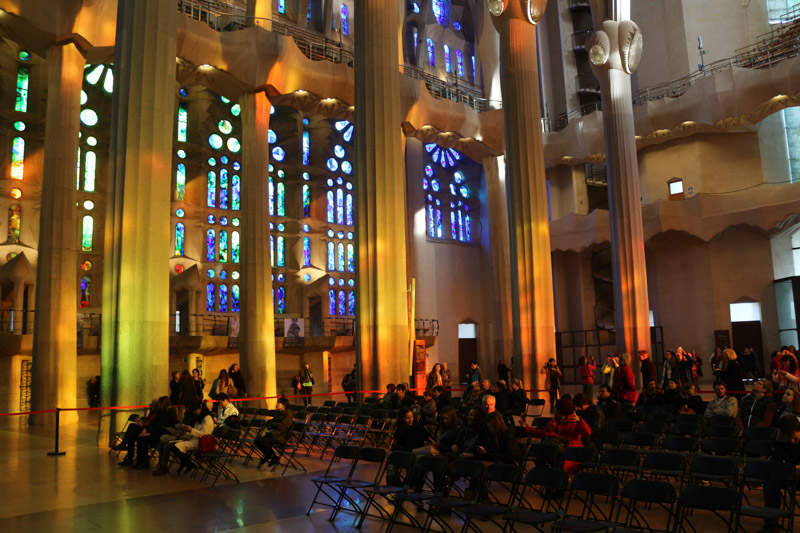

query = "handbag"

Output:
[[198, 435, 216, 453], [227, 384, 238, 398]]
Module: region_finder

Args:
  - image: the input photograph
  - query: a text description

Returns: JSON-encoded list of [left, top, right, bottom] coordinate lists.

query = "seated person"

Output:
[[153, 401, 214, 475], [391, 407, 430, 453], [522, 398, 591, 475], [674, 383, 704, 415], [490, 381, 509, 414], [447, 407, 489, 459], [478, 411, 521, 464], [133, 396, 178, 469], [433, 385, 452, 411], [704, 382, 738, 419], [776, 388, 800, 421], [255, 397, 293, 467], [419, 390, 438, 425], [760, 416, 800, 533], [215, 393, 239, 426], [391, 383, 415, 410], [635, 380, 664, 409], [482, 394, 497, 415], [596, 385, 621, 429], [574, 393, 604, 433], [430, 406, 461, 454], [382, 383, 396, 405], [113, 397, 159, 465], [661, 379, 679, 406], [507, 379, 528, 414], [736, 380, 777, 431]]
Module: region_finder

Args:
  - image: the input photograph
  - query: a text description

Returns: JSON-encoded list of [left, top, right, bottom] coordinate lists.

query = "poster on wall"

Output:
[[285, 318, 305, 347]]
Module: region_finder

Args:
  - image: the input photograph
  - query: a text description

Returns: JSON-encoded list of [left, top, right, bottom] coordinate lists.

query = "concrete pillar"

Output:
[[30, 42, 84, 425], [490, 2, 557, 395], [354, 1, 410, 390], [100, 0, 176, 442], [239, 90, 276, 405], [589, 0, 651, 360]]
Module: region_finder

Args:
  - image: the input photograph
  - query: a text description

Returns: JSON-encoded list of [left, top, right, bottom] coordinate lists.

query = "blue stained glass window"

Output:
[[451, 211, 457, 239], [176, 223, 185, 256], [206, 283, 215, 311], [432, 0, 450, 26], [428, 205, 435, 237], [277, 182, 285, 216], [268, 129, 277, 144], [427, 38, 435, 66], [327, 191, 334, 222], [269, 177, 274, 216], [341, 4, 349, 36], [303, 130, 310, 165], [272, 147, 285, 161], [277, 287, 285, 314], [327, 158, 339, 172], [303, 184, 311, 217], [345, 194, 353, 225], [348, 291, 355, 316], [337, 243, 345, 272], [232, 175, 240, 210], [472, 55, 476, 82], [465, 214, 472, 241], [456, 49, 464, 77], [328, 242, 335, 270], [219, 284, 228, 312], [336, 189, 344, 224], [329, 289, 336, 315], [207, 171, 216, 207], [80, 276, 91, 308], [278, 0, 285, 14], [454, 20, 462, 31], [347, 243, 354, 272], [334, 145, 346, 158], [270, 235, 275, 267], [341, 161, 352, 174], [176, 163, 186, 201], [219, 230, 228, 262], [436, 209, 443, 238], [444, 45, 451, 73], [335, 120, 350, 132], [277, 236, 285, 266], [232, 284, 240, 312], [219, 169, 229, 209], [303, 237, 311, 267], [209, 134, 223, 149], [232, 231, 240, 263], [458, 210, 464, 241], [206, 229, 216, 261], [338, 291, 346, 316]]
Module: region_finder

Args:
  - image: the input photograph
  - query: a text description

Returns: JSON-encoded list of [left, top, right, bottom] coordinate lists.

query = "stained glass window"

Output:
[[336, 189, 344, 224], [326, 191, 334, 223], [81, 215, 93, 251], [80, 276, 91, 308], [206, 283, 215, 311], [175, 163, 185, 200], [232, 231, 240, 263], [80, 109, 98, 126], [10, 137, 25, 180], [303, 130, 310, 165], [219, 230, 228, 262], [278, 0, 285, 14], [76, 147, 81, 189], [7, 204, 21, 244], [472, 55, 477, 82], [175, 222, 185, 256], [428, 205, 435, 237], [303, 237, 311, 267], [433, 0, 450, 26], [329, 289, 336, 315], [348, 291, 355, 316], [232, 284, 240, 312], [82, 150, 96, 191], [177, 103, 188, 142], [444, 45, 451, 73], [303, 184, 311, 217], [346, 193, 353, 225], [269, 177, 275, 216], [277, 236, 285, 267], [338, 290, 346, 316], [435, 209, 443, 238], [450, 211, 457, 239], [277, 182, 285, 216], [219, 169, 229, 209], [341, 4, 349, 35], [456, 49, 464, 77], [15, 67, 29, 112], [206, 229, 216, 261], [457, 210, 464, 241], [207, 171, 216, 207], [219, 284, 228, 312], [327, 242, 335, 270], [270, 235, 275, 267], [337, 243, 345, 271], [465, 214, 472, 241], [231, 174, 240, 210], [277, 287, 286, 314], [427, 38, 435, 66], [346, 243, 354, 272]]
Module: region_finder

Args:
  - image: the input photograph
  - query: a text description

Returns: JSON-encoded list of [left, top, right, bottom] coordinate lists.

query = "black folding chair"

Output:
[[639, 451, 687, 488], [703, 424, 738, 438], [700, 437, 742, 457], [598, 447, 640, 482], [562, 446, 598, 471], [306, 444, 360, 515], [271, 421, 308, 475], [552, 471, 619, 533], [505, 467, 566, 531], [421, 459, 485, 533], [736, 459, 797, 533], [623, 431, 660, 450], [614, 478, 676, 533], [672, 485, 738, 533], [742, 426, 779, 441], [330, 447, 387, 521], [356, 451, 416, 528], [523, 442, 560, 471], [688, 454, 739, 488], [385, 455, 448, 533], [459, 462, 522, 532]]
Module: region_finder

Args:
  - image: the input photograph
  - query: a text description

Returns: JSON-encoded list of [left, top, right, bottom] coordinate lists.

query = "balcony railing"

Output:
[[402, 65, 497, 113]]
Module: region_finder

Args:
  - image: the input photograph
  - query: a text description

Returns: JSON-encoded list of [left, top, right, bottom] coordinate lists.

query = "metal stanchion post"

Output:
[[47, 407, 66, 456]]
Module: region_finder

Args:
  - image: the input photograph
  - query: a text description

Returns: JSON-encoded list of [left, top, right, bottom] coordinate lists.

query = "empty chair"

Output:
[[355, 451, 416, 528], [506, 467, 567, 530], [524, 442, 561, 471], [744, 438, 775, 460], [703, 424, 738, 438], [646, 411, 674, 424], [705, 415, 736, 427], [668, 422, 702, 438], [330, 447, 387, 521], [562, 446, 598, 473], [614, 479, 676, 533], [688, 454, 739, 487], [742, 426, 779, 441], [420, 459, 485, 532], [552, 472, 619, 533], [622, 431, 660, 450], [590, 430, 621, 450], [459, 463, 523, 532], [638, 421, 669, 436], [676, 413, 704, 426], [384, 455, 448, 533], [608, 419, 636, 433], [306, 445, 360, 515], [599, 447, 640, 481], [661, 435, 698, 454], [736, 459, 797, 533], [640, 451, 686, 487], [700, 437, 742, 457], [672, 485, 738, 533]]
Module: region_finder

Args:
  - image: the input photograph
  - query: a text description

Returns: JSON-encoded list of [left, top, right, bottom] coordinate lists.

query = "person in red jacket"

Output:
[[613, 352, 638, 404], [523, 398, 591, 475], [579, 355, 597, 398]]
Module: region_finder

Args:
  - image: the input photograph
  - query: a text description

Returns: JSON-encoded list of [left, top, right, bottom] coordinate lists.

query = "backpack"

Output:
[[198, 435, 216, 453]]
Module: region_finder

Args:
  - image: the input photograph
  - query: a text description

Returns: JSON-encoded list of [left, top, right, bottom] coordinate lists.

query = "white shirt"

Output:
[[218, 403, 239, 425]]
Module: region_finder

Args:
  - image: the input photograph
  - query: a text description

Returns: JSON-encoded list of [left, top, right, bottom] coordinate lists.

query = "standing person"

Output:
[[299, 362, 314, 406], [87, 376, 101, 407], [675, 348, 695, 386], [741, 347, 757, 383], [228, 363, 246, 399], [440, 362, 452, 392], [209, 369, 233, 405], [465, 361, 484, 387], [169, 371, 181, 409], [191, 368, 205, 401], [578, 355, 596, 398], [426, 363, 443, 391], [497, 359, 513, 384], [601, 354, 619, 388], [178, 370, 196, 413], [710, 347, 724, 383], [638, 350, 656, 390], [342, 373, 356, 403], [613, 353, 637, 404], [691, 350, 703, 382], [660, 351, 674, 389], [540, 358, 562, 411], [723, 349, 745, 398]]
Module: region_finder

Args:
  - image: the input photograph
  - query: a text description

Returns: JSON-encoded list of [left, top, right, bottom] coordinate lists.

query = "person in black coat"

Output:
[[169, 371, 181, 406], [391, 407, 430, 452], [723, 349, 745, 398], [229, 363, 247, 398], [255, 397, 294, 467]]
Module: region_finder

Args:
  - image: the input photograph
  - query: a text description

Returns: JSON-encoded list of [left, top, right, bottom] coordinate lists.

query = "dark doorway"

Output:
[[731, 320, 763, 370], [458, 339, 478, 388], [309, 296, 322, 337], [176, 290, 190, 335]]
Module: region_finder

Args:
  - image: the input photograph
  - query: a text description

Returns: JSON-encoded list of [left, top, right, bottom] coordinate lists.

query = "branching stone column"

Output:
[[489, 1, 557, 394], [100, 0, 176, 443], [588, 0, 651, 360], [239, 90, 276, 405], [30, 42, 84, 425], [354, 1, 409, 390]]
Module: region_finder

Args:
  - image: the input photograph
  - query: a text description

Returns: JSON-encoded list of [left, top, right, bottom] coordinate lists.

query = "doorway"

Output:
[[458, 323, 478, 388], [730, 301, 763, 373], [309, 296, 322, 337]]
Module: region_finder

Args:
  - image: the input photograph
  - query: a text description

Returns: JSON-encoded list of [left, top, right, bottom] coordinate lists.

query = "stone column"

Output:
[[490, 1, 557, 394], [589, 0, 651, 361], [100, 0, 176, 442], [239, 90, 276, 405], [30, 42, 84, 425], [354, 1, 410, 390]]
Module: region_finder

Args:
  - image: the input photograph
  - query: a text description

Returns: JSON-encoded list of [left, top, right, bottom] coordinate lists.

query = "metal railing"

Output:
[[415, 318, 439, 337], [402, 65, 497, 113], [543, 102, 602, 132], [576, 72, 601, 94], [273, 317, 355, 337], [0, 309, 34, 334]]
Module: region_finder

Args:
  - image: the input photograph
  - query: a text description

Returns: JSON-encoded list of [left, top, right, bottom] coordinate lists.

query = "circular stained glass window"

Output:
[[348, 279, 355, 286], [86, 136, 97, 146], [269, 222, 274, 230], [176, 149, 186, 158], [232, 218, 240, 226], [303, 118, 310, 125], [9, 188, 22, 199], [233, 162, 241, 171], [269, 164, 274, 172], [270, 106, 275, 115], [435, 198, 441, 206], [346, 182, 353, 190], [208, 134, 223, 149], [81, 260, 92, 271], [454, 171, 465, 184], [232, 271, 240, 280], [459, 185, 470, 198], [227, 138, 241, 153], [347, 232, 353, 239], [450, 201, 456, 208], [303, 224, 310, 232], [268, 130, 277, 144], [334, 145, 346, 158], [231, 104, 241, 117], [327, 178, 334, 186], [423, 178, 429, 190], [427, 194, 433, 201], [220, 270, 228, 280], [221, 155, 229, 164], [337, 231, 345, 238], [431, 180, 440, 192], [450, 184, 457, 195], [425, 165, 434, 178], [19, 50, 30, 61], [329, 278, 335, 285], [303, 273, 311, 282], [336, 177, 343, 185], [6, 252, 18, 261], [338, 278, 345, 286], [175, 264, 184, 274], [272, 147, 286, 161], [207, 269, 215, 278], [84, 200, 95, 210], [341, 161, 353, 175], [278, 170, 285, 178], [277, 274, 285, 282], [328, 230, 335, 237], [220, 217, 228, 226], [81, 91, 87, 105], [218, 120, 233, 134], [179, 88, 188, 98], [80, 109, 99, 126], [176, 208, 185, 218], [208, 157, 217, 166], [208, 214, 216, 224], [13, 121, 25, 132], [277, 223, 285, 231], [303, 172, 310, 181], [327, 158, 339, 172]]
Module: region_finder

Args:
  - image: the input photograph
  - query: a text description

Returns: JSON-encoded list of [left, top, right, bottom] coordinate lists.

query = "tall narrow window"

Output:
[[219, 284, 228, 312], [303, 184, 311, 217], [10, 137, 25, 180], [277, 236, 285, 266], [175, 163, 185, 201], [219, 230, 228, 262], [206, 283, 215, 312], [270, 234, 275, 267], [465, 214, 472, 241], [444, 45, 451, 73], [340, 4, 349, 36], [450, 211, 457, 239], [269, 177, 275, 216], [80, 276, 91, 308], [336, 189, 344, 224], [231, 284, 240, 313], [346, 243, 354, 272], [327, 242, 335, 270], [329, 289, 336, 316], [338, 290, 346, 316], [277, 182, 285, 216], [175, 222, 185, 256], [327, 190, 335, 222], [206, 229, 216, 261], [8, 204, 21, 244], [177, 102, 188, 142], [345, 193, 353, 225], [81, 215, 94, 251], [231, 174, 240, 210], [76, 147, 81, 189], [15, 66, 29, 112], [207, 171, 216, 207], [472, 55, 476, 82], [337, 242, 345, 271], [412, 27, 419, 60], [348, 291, 355, 316], [427, 204, 435, 237], [278, 0, 285, 14], [232, 231, 240, 263], [427, 38, 435, 66], [435, 209, 443, 238], [83, 151, 96, 192], [302, 130, 310, 165], [219, 169, 229, 210], [456, 49, 464, 77], [303, 236, 311, 267], [277, 287, 286, 314]]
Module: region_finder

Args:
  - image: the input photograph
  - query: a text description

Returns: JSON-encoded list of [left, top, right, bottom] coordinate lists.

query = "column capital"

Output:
[[588, 19, 643, 75], [490, 0, 547, 27]]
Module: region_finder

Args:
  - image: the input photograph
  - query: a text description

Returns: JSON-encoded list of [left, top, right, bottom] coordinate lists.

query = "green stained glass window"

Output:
[[175, 222, 185, 256], [11, 137, 25, 180], [86, 65, 103, 85], [15, 66, 29, 112], [8, 204, 21, 243], [232, 175, 240, 210], [178, 103, 188, 142], [219, 230, 228, 263], [81, 215, 93, 251], [277, 182, 285, 216], [232, 231, 240, 263], [83, 151, 96, 192], [176, 163, 186, 201]]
